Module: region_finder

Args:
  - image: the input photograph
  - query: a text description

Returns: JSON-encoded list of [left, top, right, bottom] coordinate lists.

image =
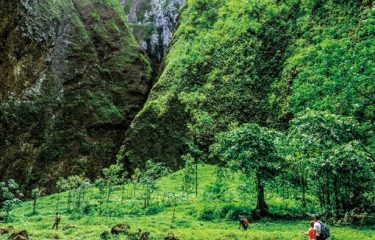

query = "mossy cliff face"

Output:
[[120, 0, 374, 169], [0, 0, 151, 190], [120, 0, 185, 61]]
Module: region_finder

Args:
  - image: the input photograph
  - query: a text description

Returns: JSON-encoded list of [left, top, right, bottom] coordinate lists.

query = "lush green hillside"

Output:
[[120, 0, 374, 169], [1, 165, 374, 240], [0, 1, 374, 239]]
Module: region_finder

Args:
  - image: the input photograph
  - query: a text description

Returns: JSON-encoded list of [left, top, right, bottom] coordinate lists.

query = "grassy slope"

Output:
[[1, 165, 374, 240]]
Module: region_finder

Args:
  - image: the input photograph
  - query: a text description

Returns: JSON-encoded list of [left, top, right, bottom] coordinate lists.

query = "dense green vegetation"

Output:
[[0, 0, 374, 239], [1, 165, 374, 239], [122, 0, 374, 171], [118, 0, 375, 222]]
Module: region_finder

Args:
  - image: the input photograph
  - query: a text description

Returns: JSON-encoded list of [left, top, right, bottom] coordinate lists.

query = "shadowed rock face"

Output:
[[120, 0, 185, 61], [0, 0, 152, 191]]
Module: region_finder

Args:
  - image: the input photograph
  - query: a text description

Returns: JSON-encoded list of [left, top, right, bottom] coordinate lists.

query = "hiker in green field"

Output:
[[238, 215, 249, 230], [311, 214, 330, 240], [52, 212, 61, 230]]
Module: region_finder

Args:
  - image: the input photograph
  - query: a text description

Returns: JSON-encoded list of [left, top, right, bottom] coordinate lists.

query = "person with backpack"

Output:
[[238, 215, 250, 230], [312, 214, 330, 240]]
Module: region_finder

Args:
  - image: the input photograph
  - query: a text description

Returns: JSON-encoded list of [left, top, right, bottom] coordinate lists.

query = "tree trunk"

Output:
[[195, 161, 198, 196], [67, 190, 71, 212], [333, 178, 340, 217], [121, 185, 125, 202], [171, 205, 176, 225], [77, 194, 81, 211], [106, 184, 112, 206], [81, 191, 86, 210], [318, 189, 324, 211], [33, 198, 37, 214], [55, 192, 60, 211], [301, 176, 306, 208], [255, 174, 269, 215]]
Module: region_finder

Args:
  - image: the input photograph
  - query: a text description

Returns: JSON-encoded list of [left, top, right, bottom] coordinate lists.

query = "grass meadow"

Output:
[[1, 165, 373, 239]]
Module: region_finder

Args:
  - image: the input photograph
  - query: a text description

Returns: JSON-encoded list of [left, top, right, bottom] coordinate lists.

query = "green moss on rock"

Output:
[[0, 0, 152, 190]]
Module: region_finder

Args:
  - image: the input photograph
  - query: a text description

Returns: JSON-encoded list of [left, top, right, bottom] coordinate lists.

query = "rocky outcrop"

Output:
[[9, 230, 28, 240], [111, 223, 131, 234], [0, 0, 152, 190], [120, 0, 185, 61]]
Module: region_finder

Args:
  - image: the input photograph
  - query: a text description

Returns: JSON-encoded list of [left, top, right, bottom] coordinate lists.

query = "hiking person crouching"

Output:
[[238, 215, 249, 230]]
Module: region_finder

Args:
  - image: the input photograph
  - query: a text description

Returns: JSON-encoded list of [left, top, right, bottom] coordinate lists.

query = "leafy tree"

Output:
[[57, 175, 90, 212], [55, 178, 66, 211], [211, 123, 284, 216], [101, 164, 124, 206], [139, 161, 170, 208], [166, 192, 178, 226], [182, 154, 196, 195], [288, 110, 375, 216], [94, 178, 106, 213], [120, 174, 128, 203], [130, 167, 141, 198], [31, 187, 43, 214], [0, 179, 22, 222], [57, 177, 73, 212], [70, 176, 91, 211], [180, 92, 216, 196], [204, 166, 229, 201]]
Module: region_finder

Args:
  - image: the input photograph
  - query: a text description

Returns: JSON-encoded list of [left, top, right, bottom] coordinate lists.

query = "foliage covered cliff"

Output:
[[0, 0, 152, 190], [120, 0, 374, 169]]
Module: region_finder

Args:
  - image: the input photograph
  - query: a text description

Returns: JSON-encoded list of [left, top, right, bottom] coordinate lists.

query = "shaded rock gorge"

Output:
[[0, 0, 152, 191]]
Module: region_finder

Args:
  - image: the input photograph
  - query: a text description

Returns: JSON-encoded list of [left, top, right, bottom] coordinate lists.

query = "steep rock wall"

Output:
[[120, 0, 185, 61], [0, 0, 152, 190]]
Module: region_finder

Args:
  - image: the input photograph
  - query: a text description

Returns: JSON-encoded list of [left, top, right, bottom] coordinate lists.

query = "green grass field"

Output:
[[1, 165, 374, 240]]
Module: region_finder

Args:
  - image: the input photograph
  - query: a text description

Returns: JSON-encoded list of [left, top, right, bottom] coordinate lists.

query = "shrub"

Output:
[[220, 205, 252, 221], [198, 207, 217, 221], [144, 204, 165, 215]]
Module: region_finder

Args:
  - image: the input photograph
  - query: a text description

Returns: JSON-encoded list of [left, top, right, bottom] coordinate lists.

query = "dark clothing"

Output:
[[242, 223, 249, 230], [52, 222, 59, 230], [52, 215, 61, 230], [316, 236, 325, 240]]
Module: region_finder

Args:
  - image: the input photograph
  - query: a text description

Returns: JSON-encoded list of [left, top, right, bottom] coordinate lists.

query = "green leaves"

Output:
[[286, 7, 375, 122], [139, 161, 171, 208], [287, 110, 375, 214], [102, 163, 126, 186], [289, 110, 362, 151], [211, 123, 284, 213], [211, 123, 283, 176], [0, 179, 22, 221]]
